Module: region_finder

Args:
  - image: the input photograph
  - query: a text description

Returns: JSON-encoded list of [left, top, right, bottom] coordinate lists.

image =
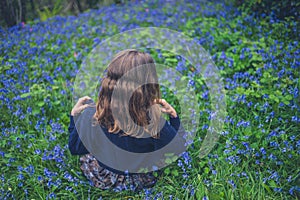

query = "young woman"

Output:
[[68, 49, 183, 191]]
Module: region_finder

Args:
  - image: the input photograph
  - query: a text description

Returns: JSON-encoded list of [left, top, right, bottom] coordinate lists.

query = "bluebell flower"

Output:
[[274, 188, 282, 192], [260, 147, 266, 155], [47, 192, 56, 199], [227, 179, 236, 189], [188, 79, 195, 87], [17, 174, 24, 180], [37, 176, 43, 181], [289, 186, 300, 195], [202, 196, 208, 200], [268, 154, 277, 161], [35, 149, 41, 155], [176, 60, 186, 72]]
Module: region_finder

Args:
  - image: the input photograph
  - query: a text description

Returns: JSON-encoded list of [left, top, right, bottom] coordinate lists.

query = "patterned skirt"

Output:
[[80, 154, 158, 192]]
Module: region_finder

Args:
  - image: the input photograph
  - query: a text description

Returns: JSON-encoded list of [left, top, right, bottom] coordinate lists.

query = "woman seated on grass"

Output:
[[68, 49, 184, 191]]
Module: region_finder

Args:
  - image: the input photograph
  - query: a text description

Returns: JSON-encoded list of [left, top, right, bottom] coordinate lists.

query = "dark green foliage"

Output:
[[234, 0, 300, 21]]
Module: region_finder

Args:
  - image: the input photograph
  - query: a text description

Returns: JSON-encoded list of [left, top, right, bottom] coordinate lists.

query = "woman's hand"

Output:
[[154, 99, 177, 118], [71, 96, 93, 116]]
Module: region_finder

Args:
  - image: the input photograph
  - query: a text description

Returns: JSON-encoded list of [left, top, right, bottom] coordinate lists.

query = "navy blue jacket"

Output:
[[68, 115, 184, 174]]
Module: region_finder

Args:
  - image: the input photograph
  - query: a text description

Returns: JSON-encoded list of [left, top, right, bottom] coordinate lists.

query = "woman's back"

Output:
[[68, 49, 185, 191]]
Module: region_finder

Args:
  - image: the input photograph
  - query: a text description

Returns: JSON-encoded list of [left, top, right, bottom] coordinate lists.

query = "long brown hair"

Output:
[[94, 49, 161, 138]]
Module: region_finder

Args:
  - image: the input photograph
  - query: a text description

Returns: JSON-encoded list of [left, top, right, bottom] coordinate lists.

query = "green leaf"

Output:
[[262, 183, 272, 193], [38, 102, 45, 107], [165, 58, 177, 63], [283, 100, 290, 105], [53, 101, 61, 106], [285, 95, 293, 100], [171, 169, 179, 176], [20, 93, 31, 98], [0, 65, 11, 73], [209, 193, 223, 199], [204, 167, 209, 174], [236, 87, 245, 94], [269, 180, 277, 188], [164, 168, 170, 175], [162, 52, 173, 57], [32, 109, 40, 115]]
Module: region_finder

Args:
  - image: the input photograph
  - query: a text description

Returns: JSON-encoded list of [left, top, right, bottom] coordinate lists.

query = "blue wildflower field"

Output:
[[0, 0, 299, 199]]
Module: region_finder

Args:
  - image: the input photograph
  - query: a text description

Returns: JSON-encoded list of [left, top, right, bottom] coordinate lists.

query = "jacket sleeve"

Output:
[[154, 116, 186, 150], [68, 115, 89, 155], [169, 116, 181, 131]]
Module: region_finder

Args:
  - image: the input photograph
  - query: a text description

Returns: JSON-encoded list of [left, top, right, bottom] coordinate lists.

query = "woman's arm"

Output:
[[154, 99, 177, 118], [155, 98, 180, 131], [68, 115, 89, 155], [68, 96, 92, 155], [153, 99, 186, 150]]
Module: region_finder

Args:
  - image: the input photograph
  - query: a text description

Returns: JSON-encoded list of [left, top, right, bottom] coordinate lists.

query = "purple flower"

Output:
[[47, 192, 56, 199], [289, 186, 300, 195], [228, 179, 236, 189], [260, 147, 266, 155]]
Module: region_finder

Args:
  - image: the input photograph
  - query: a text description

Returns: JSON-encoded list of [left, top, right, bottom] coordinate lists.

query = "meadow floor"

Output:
[[0, 0, 299, 199]]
